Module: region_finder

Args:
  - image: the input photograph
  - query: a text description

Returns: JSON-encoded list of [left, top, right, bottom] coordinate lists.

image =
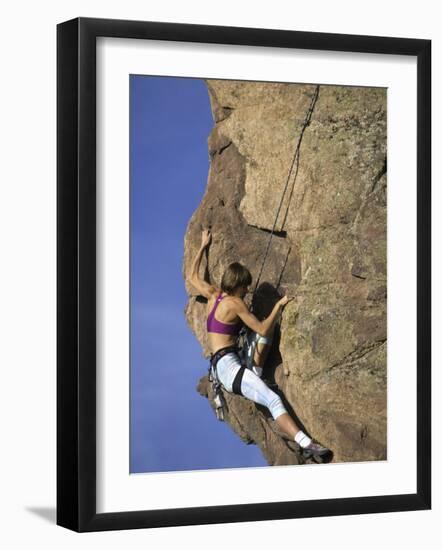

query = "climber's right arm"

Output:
[[233, 298, 285, 337]]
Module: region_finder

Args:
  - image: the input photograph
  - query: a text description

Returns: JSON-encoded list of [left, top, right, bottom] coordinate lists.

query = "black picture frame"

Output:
[[57, 17, 431, 532]]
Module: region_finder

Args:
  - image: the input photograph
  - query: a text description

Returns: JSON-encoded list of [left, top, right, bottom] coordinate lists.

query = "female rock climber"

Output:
[[188, 228, 331, 462]]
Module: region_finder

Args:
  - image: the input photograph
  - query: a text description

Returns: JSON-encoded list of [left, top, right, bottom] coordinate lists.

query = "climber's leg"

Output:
[[252, 327, 275, 369], [240, 368, 303, 438], [274, 413, 302, 440], [214, 351, 332, 460], [215, 352, 242, 393], [239, 366, 281, 414], [273, 412, 331, 460]]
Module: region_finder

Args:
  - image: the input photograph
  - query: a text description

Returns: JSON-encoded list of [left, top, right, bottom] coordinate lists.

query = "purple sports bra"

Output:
[[207, 292, 242, 336]]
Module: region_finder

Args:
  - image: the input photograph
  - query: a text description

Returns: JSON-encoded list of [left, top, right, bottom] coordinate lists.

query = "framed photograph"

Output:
[[57, 17, 431, 531]]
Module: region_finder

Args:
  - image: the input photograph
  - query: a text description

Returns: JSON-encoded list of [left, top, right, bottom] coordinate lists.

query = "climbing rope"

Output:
[[251, 85, 320, 300]]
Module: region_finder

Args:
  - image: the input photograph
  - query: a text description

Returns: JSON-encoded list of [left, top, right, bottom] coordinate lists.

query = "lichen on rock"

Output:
[[183, 79, 387, 466]]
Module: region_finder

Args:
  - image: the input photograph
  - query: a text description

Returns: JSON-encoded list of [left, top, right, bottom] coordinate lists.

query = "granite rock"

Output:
[[183, 80, 387, 465]]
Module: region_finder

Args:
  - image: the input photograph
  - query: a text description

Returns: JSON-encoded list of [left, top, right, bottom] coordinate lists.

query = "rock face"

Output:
[[183, 80, 387, 465]]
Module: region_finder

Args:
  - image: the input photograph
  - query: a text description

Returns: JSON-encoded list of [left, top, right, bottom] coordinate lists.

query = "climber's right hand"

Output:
[[278, 295, 293, 307]]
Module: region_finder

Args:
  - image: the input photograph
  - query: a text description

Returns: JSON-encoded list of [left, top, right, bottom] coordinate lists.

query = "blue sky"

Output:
[[130, 75, 267, 473]]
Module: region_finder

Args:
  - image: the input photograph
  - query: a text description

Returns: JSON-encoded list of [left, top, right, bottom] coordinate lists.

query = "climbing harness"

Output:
[[208, 331, 264, 421], [208, 345, 238, 421]]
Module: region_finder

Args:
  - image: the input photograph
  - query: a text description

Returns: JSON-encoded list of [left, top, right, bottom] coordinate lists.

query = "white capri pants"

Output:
[[215, 351, 287, 420]]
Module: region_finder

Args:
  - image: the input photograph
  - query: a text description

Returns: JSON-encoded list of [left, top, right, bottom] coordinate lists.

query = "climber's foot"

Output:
[[301, 441, 333, 463]]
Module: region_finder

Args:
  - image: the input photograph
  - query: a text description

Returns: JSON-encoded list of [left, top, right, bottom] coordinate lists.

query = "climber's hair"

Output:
[[221, 262, 252, 294]]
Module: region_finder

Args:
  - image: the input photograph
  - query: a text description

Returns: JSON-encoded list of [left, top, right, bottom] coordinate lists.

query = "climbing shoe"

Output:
[[301, 441, 333, 463]]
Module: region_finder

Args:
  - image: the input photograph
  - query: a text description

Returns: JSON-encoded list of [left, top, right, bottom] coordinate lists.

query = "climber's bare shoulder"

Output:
[[228, 296, 252, 317], [227, 295, 245, 308], [227, 295, 246, 307], [229, 297, 263, 333], [190, 275, 219, 300], [205, 286, 222, 308]]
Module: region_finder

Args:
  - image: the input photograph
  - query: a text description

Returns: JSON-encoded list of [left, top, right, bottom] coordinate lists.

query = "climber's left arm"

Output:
[[188, 230, 218, 299]]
